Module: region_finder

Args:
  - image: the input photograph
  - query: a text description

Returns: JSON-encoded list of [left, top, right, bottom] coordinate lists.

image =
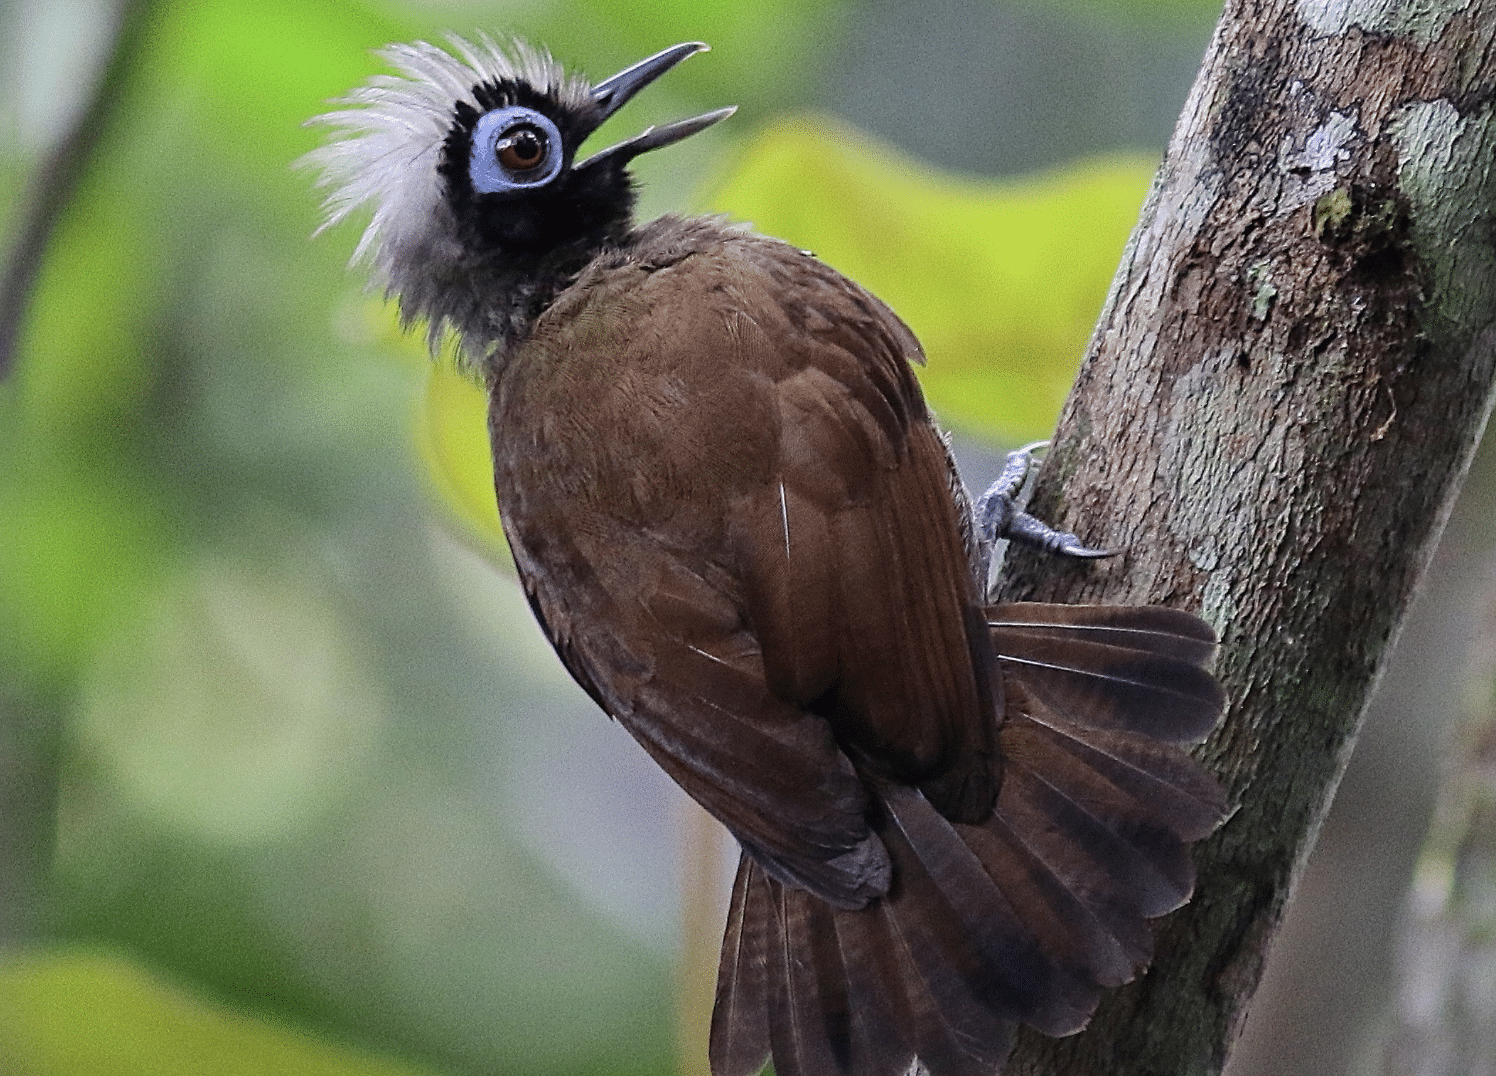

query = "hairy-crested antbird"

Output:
[[306, 37, 1228, 1076]]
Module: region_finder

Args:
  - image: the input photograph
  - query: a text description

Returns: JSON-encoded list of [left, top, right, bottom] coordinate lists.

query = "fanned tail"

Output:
[[710, 602, 1228, 1076]]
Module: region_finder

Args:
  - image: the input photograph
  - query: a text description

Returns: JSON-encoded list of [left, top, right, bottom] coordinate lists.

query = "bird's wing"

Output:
[[711, 239, 1003, 824], [506, 522, 892, 907]]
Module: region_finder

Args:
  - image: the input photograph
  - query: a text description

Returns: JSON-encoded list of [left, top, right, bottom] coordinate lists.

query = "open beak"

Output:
[[576, 42, 736, 171]]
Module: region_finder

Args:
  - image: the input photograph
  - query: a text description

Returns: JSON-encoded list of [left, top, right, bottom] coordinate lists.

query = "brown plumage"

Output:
[[308, 39, 1228, 1076], [490, 220, 1226, 1073]]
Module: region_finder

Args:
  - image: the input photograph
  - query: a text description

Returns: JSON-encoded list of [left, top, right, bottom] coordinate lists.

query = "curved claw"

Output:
[[975, 441, 1116, 566], [1004, 511, 1116, 559]]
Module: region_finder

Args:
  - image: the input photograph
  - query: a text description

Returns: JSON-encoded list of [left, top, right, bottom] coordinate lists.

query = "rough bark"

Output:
[[990, 2, 1496, 1073]]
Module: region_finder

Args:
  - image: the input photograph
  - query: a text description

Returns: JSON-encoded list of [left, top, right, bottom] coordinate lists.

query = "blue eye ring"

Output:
[[468, 107, 564, 195]]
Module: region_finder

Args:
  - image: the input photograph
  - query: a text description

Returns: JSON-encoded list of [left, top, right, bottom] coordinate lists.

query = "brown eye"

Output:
[[468, 108, 562, 194], [497, 126, 547, 171]]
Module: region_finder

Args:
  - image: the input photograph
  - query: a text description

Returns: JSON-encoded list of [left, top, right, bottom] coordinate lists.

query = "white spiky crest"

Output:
[[301, 35, 591, 303]]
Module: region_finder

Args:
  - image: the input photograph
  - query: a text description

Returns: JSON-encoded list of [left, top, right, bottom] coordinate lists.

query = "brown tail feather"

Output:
[[709, 603, 1228, 1076], [989, 602, 1219, 662], [768, 880, 856, 1076], [711, 859, 773, 1076], [988, 603, 1225, 743], [880, 784, 1101, 1038], [996, 755, 1195, 923], [1002, 699, 1228, 842], [830, 902, 920, 1076]]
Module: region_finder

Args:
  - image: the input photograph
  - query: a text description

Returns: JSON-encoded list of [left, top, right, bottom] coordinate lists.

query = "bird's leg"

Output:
[[976, 441, 1113, 581]]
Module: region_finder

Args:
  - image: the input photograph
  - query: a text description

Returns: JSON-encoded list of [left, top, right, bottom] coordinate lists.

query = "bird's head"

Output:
[[305, 38, 733, 362]]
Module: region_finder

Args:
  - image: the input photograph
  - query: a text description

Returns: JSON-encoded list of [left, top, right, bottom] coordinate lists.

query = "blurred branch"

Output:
[[676, 798, 730, 1076], [0, 0, 155, 948], [0, 0, 153, 378], [1372, 564, 1496, 1076], [992, 1, 1496, 1073], [0, 692, 63, 945]]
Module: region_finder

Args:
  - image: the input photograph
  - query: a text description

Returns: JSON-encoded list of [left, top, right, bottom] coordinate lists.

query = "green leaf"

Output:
[[1, 0, 410, 686], [0, 948, 443, 1076]]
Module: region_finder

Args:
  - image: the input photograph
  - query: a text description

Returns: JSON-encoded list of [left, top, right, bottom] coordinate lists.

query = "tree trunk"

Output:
[[990, 2, 1496, 1073]]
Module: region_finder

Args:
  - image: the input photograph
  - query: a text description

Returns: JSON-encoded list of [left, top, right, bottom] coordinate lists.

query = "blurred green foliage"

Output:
[[0, 948, 443, 1076], [0, 0, 1211, 1073], [1027, 0, 1224, 23]]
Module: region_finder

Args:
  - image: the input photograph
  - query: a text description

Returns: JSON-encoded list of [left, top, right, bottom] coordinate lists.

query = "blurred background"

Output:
[[1, 1, 1491, 1074]]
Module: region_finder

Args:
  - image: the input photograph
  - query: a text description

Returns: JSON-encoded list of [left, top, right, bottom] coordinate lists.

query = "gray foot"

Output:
[[975, 442, 1112, 577]]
